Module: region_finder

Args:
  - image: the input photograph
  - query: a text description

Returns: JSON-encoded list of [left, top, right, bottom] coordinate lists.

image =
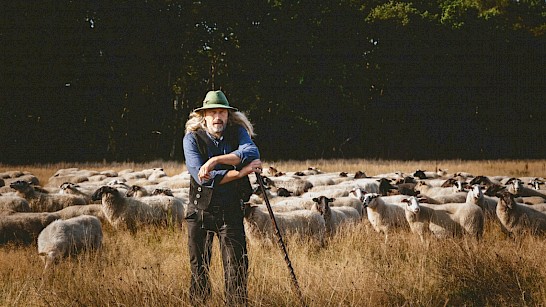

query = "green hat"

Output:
[[194, 90, 238, 112]]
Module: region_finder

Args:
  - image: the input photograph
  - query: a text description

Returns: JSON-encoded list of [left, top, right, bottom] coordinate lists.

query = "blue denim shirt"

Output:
[[183, 125, 260, 206]]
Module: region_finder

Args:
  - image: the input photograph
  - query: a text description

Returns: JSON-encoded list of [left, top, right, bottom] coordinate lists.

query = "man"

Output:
[[183, 90, 262, 305]]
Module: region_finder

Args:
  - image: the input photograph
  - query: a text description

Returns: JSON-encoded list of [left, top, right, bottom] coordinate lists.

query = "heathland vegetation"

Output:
[[1, 159, 546, 306]]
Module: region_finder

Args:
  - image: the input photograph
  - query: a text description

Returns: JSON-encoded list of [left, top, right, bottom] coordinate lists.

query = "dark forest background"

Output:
[[1, 0, 544, 164]]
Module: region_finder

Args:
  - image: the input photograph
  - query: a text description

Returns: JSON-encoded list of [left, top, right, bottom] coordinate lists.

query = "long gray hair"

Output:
[[184, 110, 256, 137]]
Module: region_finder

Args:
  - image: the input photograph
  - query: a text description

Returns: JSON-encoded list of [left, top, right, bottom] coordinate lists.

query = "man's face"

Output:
[[204, 108, 229, 136]]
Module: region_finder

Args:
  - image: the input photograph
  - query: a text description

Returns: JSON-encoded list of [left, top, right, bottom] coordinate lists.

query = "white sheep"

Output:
[[37, 215, 103, 269], [311, 196, 361, 235], [361, 193, 408, 240], [496, 191, 546, 236], [268, 197, 316, 212], [10, 180, 87, 212], [403, 195, 484, 241], [506, 178, 546, 200], [91, 186, 168, 234], [266, 176, 313, 196], [415, 180, 460, 198], [243, 203, 325, 247], [301, 186, 351, 199], [0, 212, 61, 245]]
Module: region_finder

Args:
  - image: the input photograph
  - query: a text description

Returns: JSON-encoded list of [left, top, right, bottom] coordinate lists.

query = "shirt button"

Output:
[[196, 194, 201, 199], [198, 187, 202, 192], [194, 200, 198, 205]]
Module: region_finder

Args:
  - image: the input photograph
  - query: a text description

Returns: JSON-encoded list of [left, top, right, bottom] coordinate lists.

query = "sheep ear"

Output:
[[329, 197, 336, 202], [402, 198, 409, 203], [312, 197, 318, 202]]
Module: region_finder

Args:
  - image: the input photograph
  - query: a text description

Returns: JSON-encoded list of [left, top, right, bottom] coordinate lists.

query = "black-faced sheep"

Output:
[[10, 180, 87, 212], [37, 215, 103, 269]]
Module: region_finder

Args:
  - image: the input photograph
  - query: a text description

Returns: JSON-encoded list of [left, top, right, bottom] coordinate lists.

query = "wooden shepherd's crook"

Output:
[[255, 172, 306, 307]]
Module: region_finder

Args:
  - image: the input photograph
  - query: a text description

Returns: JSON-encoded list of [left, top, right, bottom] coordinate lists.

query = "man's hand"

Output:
[[198, 157, 217, 182], [240, 159, 263, 177]]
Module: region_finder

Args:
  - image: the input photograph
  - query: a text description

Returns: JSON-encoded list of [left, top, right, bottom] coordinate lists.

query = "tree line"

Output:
[[0, 0, 544, 164]]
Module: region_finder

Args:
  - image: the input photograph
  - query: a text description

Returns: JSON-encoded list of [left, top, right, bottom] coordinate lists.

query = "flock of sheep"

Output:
[[1, 166, 546, 268]]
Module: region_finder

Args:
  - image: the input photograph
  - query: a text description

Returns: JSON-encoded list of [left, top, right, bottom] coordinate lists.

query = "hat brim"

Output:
[[193, 104, 238, 112]]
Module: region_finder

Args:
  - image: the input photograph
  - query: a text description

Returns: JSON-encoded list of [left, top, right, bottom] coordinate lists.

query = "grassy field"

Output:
[[1, 159, 546, 306]]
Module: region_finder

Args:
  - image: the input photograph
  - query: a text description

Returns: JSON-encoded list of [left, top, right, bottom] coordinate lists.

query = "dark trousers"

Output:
[[187, 209, 248, 306]]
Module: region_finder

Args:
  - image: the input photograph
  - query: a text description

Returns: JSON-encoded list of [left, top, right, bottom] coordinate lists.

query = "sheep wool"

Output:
[[37, 215, 103, 269]]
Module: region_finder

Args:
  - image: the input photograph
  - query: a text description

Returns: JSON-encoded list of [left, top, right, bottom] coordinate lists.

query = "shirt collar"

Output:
[[205, 130, 223, 146]]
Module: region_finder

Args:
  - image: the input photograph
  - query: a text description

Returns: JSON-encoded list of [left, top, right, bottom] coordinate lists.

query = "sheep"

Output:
[[0, 212, 61, 245], [469, 175, 506, 196], [130, 194, 185, 228], [0, 195, 31, 213], [91, 186, 168, 234], [403, 195, 484, 241], [54, 205, 106, 223], [125, 185, 150, 197], [377, 178, 398, 196], [268, 197, 316, 212], [59, 182, 99, 204], [311, 196, 361, 236], [243, 203, 325, 247], [1, 171, 40, 186], [496, 191, 546, 236], [301, 186, 350, 199], [403, 197, 462, 241], [37, 215, 103, 269], [265, 176, 313, 196], [415, 180, 461, 198], [328, 196, 364, 217], [250, 186, 292, 205], [528, 178, 545, 191], [46, 168, 96, 188], [413, 169, 440, 179], [126, 186, 185, 227], [10, 180, 87, 212], [337, 177, 380, 194], [506, 178, 546, 200], [361, 193, 408, 240]]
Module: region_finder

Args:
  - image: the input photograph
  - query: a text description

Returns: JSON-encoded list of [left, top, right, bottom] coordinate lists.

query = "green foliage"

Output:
[[366, 1, 421, 26]]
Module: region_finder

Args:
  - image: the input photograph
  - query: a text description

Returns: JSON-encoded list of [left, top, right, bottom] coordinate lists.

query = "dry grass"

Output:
[[1, 159, 546, 306]]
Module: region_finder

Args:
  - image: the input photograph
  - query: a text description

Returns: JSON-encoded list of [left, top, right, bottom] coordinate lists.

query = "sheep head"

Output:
[[126, 185, 147, 197], [497, 191, 516, 211], [362, 193, 380, 209], [402, 196, 421, 214], [349, 188, 366, 202], [311, 196, 334, 215], [528, 178, 545, 190], [9, 180, 33, 193], [91, 186, 119, 201]]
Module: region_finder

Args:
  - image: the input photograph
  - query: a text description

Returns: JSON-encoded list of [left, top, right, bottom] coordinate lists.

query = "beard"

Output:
[[207, 120, 226, 135]]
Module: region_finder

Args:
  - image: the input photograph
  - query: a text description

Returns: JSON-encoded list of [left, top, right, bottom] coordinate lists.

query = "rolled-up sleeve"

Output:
[[231, 126, 260, 167], [183, 133, 227, 188]]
